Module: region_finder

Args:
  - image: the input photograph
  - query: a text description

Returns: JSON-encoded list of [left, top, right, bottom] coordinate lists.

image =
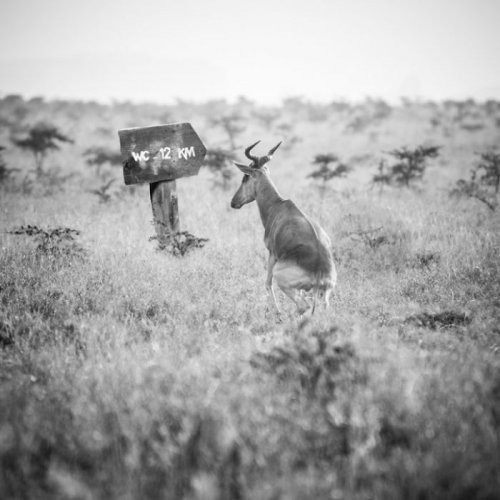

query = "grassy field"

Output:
[[1, 96, 500, 499]]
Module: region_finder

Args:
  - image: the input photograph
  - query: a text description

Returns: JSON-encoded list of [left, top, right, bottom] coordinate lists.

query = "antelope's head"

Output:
[[230, 140, 282, 209]]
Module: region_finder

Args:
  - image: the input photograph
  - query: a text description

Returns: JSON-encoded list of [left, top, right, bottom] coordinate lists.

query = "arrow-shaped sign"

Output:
[[119, 122, 207, 185]]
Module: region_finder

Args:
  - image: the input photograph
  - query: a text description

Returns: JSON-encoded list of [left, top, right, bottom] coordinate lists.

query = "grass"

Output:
[[1, 98, 500, 498]]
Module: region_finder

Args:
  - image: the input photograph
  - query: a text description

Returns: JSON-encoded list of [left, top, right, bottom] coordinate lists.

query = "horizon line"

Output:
[[2, 91, 500, 107]]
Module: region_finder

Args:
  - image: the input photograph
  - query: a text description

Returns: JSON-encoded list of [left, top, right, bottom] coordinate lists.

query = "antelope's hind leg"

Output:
[[266, 254, 281, 315], [273, 262, 312, 315], [324, 287, 332, 309], [278, 286, 310, 315]]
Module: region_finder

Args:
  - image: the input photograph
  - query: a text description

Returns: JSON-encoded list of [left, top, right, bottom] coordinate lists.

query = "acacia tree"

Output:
[[0, 145, 30, 193], [384, 145, 440, 188], [204, 148, 238, 190], [308, 154, 350, 192], [14, 122, 73, 176], [209, 113, 246, 151], [475, 150, 500, 194], [83, 146, 122, 179], [452, 150, 500, 211], [253, 108, 280, 130], [0, 146, 9, 184], [206, 112, 246, 189], [371, 159, 392, 192]]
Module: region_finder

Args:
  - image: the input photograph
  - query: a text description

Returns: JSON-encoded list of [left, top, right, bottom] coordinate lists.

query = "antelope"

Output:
[[231, 141, 336, 315]]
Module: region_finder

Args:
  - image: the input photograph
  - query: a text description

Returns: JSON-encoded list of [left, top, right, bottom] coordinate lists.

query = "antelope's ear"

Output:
[[234, 162, 255, 175]]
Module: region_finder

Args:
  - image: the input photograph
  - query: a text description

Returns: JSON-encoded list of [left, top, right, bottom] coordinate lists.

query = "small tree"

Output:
[[475, 150, 500, 194], [204, 148, 238, 190], [83, 146, 122, 178], [385, 145, 440, 188], [0, 146, 19, 186], [451, 150, 500, 211], [207, 113, 246, 189], [89, 179, 115, 204], [371, 159, 391, 193], [253, 108, 280, 130], [209, 113, 246, 151], [14, 122, 73, 176], [308, 154, 350, 195], [0, 146, 32, 193]]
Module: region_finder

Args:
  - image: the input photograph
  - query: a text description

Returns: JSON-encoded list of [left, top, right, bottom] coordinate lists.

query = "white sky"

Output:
[[1, 0, 499, 104]]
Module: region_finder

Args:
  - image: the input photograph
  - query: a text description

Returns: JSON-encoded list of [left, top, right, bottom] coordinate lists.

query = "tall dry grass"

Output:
[[1, 179, 499, 499]]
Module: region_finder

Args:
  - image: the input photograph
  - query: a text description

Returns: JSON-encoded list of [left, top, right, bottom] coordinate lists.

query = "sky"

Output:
[[1, 0, 499, 104]]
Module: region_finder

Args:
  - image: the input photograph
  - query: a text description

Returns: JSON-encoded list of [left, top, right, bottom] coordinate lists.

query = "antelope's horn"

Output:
[[267, 141, 282, 157], [245, 140, 261, 163]]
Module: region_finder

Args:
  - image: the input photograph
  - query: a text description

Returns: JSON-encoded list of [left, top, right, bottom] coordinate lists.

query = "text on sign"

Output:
[[131, 146, 196, 162]]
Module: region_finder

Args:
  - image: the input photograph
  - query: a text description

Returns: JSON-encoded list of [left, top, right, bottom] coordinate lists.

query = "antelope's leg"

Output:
[[324, 288, 332, 308], [272, 262, 313, 314], [266, 254, 280, 313], [279, 286, 309, 315]]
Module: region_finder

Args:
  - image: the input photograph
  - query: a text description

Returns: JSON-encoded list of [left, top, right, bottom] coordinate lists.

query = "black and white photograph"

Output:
[[1, 0, 499, 498]]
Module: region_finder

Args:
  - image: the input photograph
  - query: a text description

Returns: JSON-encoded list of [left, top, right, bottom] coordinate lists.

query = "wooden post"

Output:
[[149, 180, 180, 248]]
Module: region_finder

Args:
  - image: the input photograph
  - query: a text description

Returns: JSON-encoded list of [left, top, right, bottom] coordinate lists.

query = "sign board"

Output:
[[118, 122, 207, 185]]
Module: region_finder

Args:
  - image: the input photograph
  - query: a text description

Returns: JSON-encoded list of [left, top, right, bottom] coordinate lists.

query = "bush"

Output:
[[7, 225, 86, 263], [451, 150, 500, 210]]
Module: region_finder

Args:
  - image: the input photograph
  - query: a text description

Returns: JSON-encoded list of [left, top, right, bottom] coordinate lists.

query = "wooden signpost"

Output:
[[118, 123, 207, 249]]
